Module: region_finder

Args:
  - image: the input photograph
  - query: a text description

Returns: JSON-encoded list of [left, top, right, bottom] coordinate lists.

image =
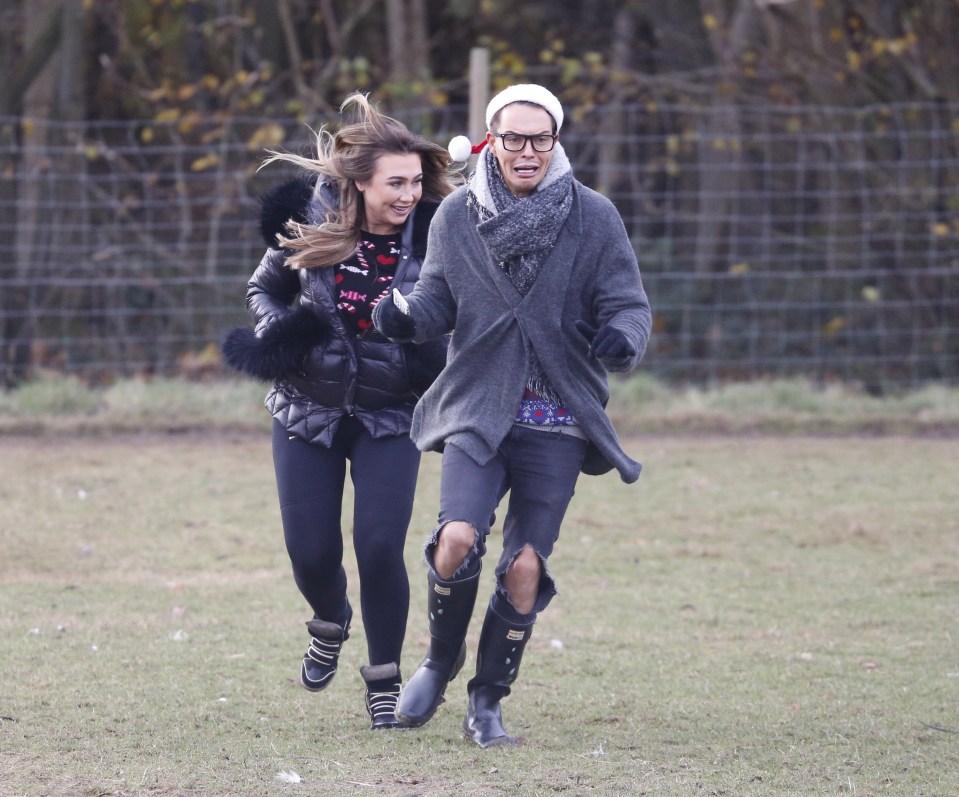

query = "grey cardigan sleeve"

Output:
[[400, 201, 459, 344], [583, 203, 651, 372]]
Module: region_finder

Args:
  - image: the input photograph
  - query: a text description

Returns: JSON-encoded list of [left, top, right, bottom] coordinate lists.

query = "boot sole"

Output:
[[396, 691, 451, 728], [370, 720, 405, 730], [463, 715, 520, 748], [464, 730, 519, 748], [299, 676, 333, 692], [300, 660, 337, 692]]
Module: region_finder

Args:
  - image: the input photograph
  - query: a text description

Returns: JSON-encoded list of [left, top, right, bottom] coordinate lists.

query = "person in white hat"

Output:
[[374, 83, 651, 747]]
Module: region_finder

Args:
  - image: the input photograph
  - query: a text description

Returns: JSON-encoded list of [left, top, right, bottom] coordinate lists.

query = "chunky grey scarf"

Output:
[[468, 146, 573, 294], [467, 145, 574, 404]]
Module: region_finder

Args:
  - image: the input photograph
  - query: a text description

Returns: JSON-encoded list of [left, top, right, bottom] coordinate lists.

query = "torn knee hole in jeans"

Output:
[[496, 547, 557, 613], [425, 520, 483, 580]]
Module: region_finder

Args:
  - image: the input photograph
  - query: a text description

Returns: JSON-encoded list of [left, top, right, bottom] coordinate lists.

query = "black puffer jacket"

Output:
[[245, 176, 447, 446]]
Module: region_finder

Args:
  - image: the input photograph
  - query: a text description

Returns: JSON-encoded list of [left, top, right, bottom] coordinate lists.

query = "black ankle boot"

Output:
[[396, 568, 480, 727], [360, 662, 402, 730], [463, 601, 534, 748], [300, 604, 352, 692]]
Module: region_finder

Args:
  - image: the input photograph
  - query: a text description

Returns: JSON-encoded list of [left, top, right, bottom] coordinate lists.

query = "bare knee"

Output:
[[502, 545, 541, 614], [507, 546, 541, 584], [434, 521, 476, 580]]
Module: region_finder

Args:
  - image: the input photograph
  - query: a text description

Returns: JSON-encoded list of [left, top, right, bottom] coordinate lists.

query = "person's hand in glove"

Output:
[[221, 306, 331, 380], [374, 289, 417, 341], [575, 320, 635, 361]]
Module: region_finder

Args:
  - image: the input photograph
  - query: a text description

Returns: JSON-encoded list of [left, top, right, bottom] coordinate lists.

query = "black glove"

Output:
[[405, 337, 448, 397], [575, 320, 635, 360], [221, 306, 331, 380], [375, 291, 416, 340]]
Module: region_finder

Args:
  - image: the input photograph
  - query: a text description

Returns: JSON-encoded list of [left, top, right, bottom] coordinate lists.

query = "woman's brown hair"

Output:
[[262, 93, 456, 269]]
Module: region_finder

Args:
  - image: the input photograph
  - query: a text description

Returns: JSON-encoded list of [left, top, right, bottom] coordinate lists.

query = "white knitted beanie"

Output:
[[485, 83, 564, 132], [448, 83, 564, 162]]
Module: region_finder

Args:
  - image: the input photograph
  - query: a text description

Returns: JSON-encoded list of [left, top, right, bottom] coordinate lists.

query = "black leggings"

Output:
[[271, 417, 420, 666]]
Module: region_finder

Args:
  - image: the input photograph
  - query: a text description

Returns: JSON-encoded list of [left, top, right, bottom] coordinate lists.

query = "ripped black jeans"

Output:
[[429, 424, 588, 622]]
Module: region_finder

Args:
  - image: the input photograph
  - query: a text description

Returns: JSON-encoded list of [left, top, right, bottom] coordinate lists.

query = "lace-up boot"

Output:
[[300, 604, 352, 692], [360, 662, 403, 729]]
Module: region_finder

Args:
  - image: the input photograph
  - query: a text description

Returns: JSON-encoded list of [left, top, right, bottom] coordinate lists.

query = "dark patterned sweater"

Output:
[[335, 232, 400, 335]]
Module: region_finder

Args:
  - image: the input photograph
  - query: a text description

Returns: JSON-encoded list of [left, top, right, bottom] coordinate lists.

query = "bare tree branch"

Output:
[[0, 4, 62, 114]]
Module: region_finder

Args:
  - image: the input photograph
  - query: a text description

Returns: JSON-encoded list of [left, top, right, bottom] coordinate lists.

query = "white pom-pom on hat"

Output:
[[448, 135, 474, 162], [485, 84, 564, 132], [448, 135, 487, 162]]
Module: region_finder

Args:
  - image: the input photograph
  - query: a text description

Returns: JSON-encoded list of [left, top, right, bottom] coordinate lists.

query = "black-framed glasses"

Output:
[[492, 132, 558, 152]]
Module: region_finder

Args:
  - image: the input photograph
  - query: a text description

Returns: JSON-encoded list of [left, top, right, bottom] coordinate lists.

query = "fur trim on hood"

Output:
[[259, 176, 316, 248]]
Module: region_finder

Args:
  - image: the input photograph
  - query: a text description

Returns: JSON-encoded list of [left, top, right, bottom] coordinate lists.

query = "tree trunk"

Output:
[[644, 0, 714, 74], [385, 0, 409, 85], [408, 0, 430, 87], [692, 0, 758, 275], [6, 0, 86, 384], [385, 0, 431, 112], [8, 1, 59, 382], [253, 0, 286, 74], [596, 5, 634, 199]]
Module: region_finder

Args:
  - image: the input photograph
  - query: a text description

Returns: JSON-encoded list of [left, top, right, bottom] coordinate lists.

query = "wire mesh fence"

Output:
[[1, 100, 957, 390]]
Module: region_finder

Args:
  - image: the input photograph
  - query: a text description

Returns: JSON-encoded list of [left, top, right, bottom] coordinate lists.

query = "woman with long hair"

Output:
[[223, 94, 456, 729]]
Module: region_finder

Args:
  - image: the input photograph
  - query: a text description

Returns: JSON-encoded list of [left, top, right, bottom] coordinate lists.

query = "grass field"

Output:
[[1, 420, 957, 795]]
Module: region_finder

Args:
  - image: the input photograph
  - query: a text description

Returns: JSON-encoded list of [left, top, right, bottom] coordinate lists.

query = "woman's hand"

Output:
[[375, 289, 417, 340], [221, 306, 331, 380]]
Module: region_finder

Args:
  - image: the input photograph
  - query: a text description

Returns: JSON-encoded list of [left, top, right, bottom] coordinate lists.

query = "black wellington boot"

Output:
[[463, 600, 534, 748], [395, 568, 480, 727], [360, 662, 402, 730]]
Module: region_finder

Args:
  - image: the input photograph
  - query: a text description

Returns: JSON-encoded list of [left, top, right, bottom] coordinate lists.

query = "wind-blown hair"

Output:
[[261, 93, 456, 269]]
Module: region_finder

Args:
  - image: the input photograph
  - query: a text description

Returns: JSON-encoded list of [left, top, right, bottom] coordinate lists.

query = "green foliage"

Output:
[[2, 375, 959, 438], [610, 376, 959, 435], [12, 0, 959, 123], [0, 375, 102, 417], [0, 376, 268, 435]]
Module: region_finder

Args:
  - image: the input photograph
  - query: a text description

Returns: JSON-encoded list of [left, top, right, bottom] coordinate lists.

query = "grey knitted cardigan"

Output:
[[374, 173, 651, 483]]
